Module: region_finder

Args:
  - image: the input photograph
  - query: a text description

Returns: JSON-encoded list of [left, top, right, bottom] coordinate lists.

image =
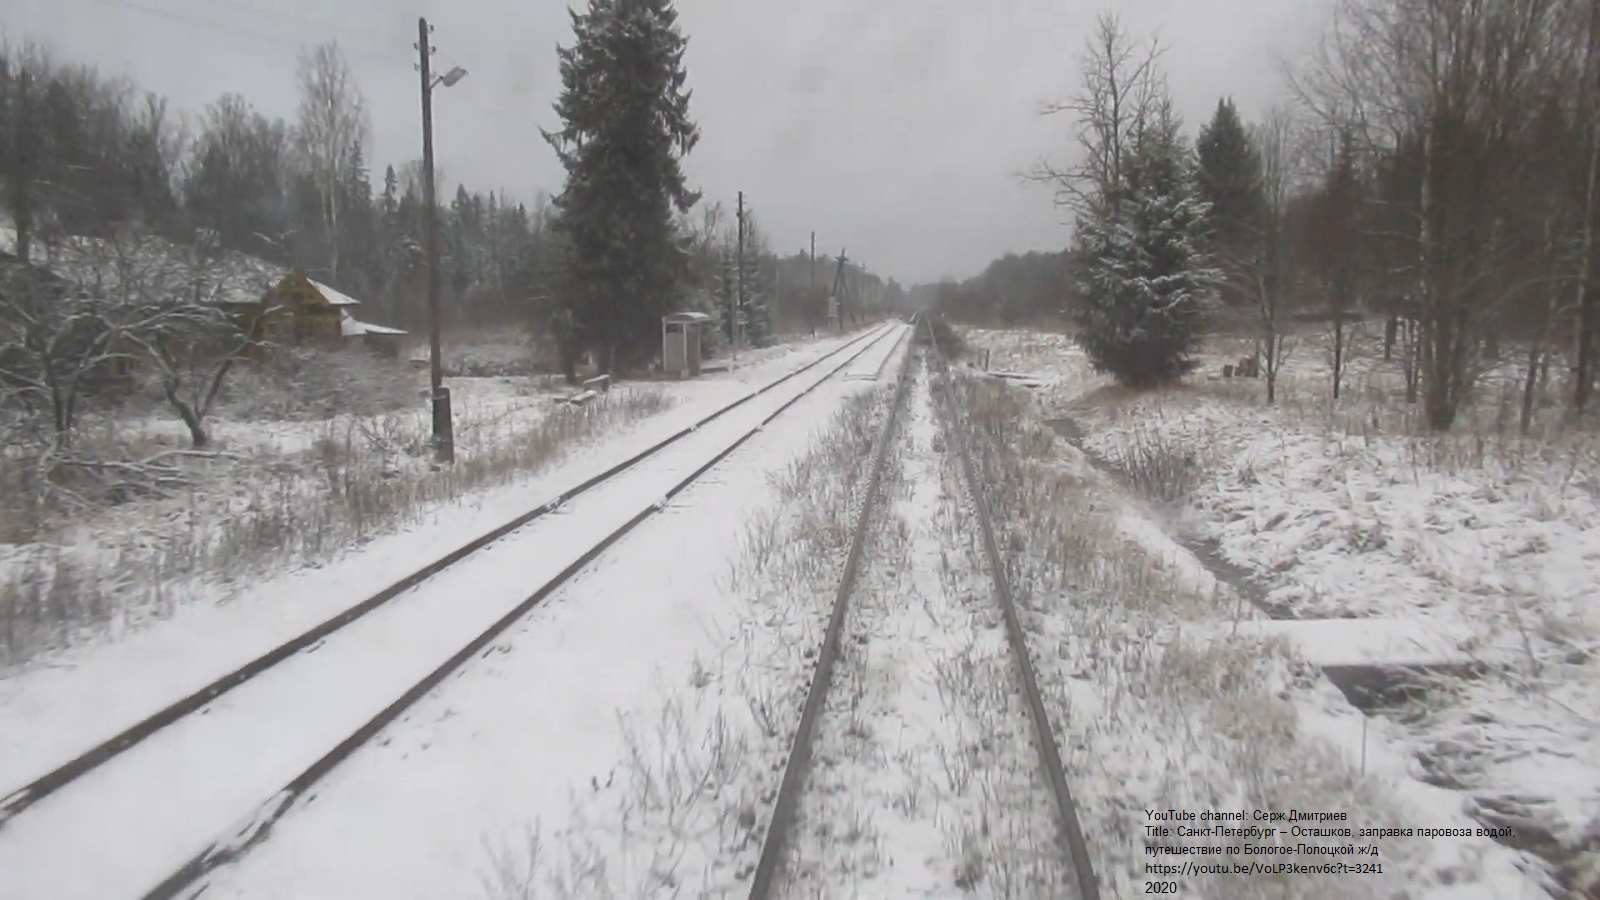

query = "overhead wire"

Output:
[[70, 0, 554, 179], [84, 0, 413, 67], [64, 0, 556, 192]]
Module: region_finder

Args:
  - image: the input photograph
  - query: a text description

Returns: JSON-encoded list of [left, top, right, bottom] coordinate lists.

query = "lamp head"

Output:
[[439, 67, 468, 87]]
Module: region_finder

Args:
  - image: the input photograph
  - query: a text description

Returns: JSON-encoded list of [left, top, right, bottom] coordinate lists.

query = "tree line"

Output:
[[2, 3, 891, 390], [939, 0, 1600, 433], [0, 38, 554, 335]]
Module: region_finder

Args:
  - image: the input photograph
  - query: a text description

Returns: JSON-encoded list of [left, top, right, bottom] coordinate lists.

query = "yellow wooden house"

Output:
[[221, 269, 407, 357]]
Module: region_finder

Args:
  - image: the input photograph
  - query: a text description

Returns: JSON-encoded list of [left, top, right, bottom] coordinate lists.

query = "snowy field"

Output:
[[963, 324, 1600, 899], [171, 325, 914, 899], [6, 316, 1593, 900], [0, 331, 860, 672]]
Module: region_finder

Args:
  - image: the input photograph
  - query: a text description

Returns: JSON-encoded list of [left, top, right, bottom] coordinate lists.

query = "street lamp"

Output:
[[437, 66, 467, 88], [417, 17, 466, 462]]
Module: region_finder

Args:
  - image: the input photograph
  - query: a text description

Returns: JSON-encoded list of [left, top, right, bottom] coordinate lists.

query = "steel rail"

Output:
[[0, 324, 896, 831], [922, 313, 1101, 900], [138, 321, 911, 900], [744, 313, 922, 899]]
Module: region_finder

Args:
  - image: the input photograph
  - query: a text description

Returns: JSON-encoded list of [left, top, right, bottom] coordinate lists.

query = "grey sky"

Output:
[[5, 0, 1330, 284]]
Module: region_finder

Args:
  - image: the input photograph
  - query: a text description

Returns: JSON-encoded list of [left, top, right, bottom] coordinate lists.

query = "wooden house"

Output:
[[218, 270, 407, 356], [18, 233, 407, 364]]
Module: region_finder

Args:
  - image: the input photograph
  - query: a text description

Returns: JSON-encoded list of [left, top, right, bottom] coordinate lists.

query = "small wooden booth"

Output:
[[662, 311, 713, 378]]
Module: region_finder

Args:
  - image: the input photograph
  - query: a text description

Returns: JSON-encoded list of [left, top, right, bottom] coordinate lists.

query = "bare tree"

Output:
[[1033, 11, 1168, 216], [0, 42, 54, 265], [295, 41, 369, 284], [1243, 106, 1304, 402], [52, 229, 277, 448], [1296, 0, 1569, 430], [0, 252, 121, 447]]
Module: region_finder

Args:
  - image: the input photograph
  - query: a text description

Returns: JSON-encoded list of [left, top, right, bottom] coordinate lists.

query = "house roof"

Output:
[[307, 278, 362, 307], [339, 310, 407, 337]]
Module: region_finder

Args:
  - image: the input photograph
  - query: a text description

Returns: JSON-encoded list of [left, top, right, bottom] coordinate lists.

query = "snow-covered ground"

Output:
[[779, 360, 1074, 898], [1, 330, 875, 672], [0, 333, 880, 788], [169, 326, 911, 900], [962, 325, 1599, 899], [10, 316, 1591, 900]]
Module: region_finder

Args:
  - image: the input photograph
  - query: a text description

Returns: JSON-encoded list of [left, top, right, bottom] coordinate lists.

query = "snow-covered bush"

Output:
[[221, 348, 417, 421]]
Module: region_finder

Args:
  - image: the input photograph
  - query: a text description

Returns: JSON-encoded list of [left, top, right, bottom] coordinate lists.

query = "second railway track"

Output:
[[0, 321, 909, 900], [744, 317, 1101, 899]]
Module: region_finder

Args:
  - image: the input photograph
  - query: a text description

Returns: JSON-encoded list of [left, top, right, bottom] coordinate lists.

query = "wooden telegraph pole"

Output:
[[810, 232, 817, 336], [414, 21, 468, 462], [735, 190, 745, 362], [417, 17, 451, 462], [831, 248, 848, 329]]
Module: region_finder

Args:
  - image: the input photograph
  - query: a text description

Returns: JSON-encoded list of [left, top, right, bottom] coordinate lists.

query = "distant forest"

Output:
[[0, 36, 896, 346]]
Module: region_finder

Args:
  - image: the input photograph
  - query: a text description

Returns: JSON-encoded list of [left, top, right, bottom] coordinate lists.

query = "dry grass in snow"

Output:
[[474, 384, 894, 899], [938, 367, 1435, 900], [0, 363, 672, 670], [780, 362, 1071, 898], [963, 324, 1598, 898]]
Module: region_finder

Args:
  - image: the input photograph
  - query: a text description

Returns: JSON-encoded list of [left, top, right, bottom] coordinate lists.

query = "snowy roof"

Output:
[[307, 278, 362, 307], [31, 233, 289, 308], [339, 310, 407, 337], [663, 311, 714, 325]]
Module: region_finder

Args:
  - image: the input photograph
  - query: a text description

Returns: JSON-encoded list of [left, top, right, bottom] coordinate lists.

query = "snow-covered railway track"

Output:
[[0, 322, 905, 900], [746, 319, 1101, 899]]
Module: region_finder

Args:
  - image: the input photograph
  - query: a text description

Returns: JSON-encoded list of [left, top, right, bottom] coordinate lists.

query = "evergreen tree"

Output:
[[1073, 102, 1217, 387], [1196, 97, 1263, 308], [542, 0, 701, 373], [738, 249, 772, 346]]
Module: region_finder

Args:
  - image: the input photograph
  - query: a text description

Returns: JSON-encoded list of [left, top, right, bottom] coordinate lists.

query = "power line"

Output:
[[83, 0, 412, 67], [202, 0, 347, 34], [71, 0, 553, 168]]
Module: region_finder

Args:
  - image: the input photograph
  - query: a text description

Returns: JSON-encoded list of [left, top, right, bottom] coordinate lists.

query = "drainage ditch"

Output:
[[1038, 411, 1589, 888]]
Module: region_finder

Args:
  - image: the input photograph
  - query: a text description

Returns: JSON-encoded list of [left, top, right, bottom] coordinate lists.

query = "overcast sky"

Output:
[[5, 0, 1331, 284]]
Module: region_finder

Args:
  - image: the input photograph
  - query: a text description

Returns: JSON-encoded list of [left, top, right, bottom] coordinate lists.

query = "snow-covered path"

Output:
[[0, 324, 904, 900], [182, 333, 911, 900], [779, 363, 1074, 898]]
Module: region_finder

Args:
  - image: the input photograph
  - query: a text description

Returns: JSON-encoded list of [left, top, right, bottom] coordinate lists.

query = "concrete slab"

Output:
[[1187, 617, 1470, 668]]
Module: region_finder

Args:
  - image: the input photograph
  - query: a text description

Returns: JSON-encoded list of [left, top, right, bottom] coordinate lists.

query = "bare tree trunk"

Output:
[[1404, 316, 1421, 403], [1574, 119, 1599, 412], [1331, 302, 1346, 400], [162, 382, 209, 448], [1520, 341, 1543, 435], [6, 68, 36, 264], [1384, 313, 1398, 360], [1522, 222, 1563, 435]]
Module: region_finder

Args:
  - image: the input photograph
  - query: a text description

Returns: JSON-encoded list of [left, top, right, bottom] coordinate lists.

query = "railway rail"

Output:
[[744, 313, 1101, 900], [0, 321, 908, 900]]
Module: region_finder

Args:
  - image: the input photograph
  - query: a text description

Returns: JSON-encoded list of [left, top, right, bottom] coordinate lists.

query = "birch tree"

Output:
[[295, 41, 369, 284]]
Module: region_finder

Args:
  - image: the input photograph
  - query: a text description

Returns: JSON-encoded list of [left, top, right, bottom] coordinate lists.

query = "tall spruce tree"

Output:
[[1074, 101, 1217, 386], [542, 0, 701, 373], [1196, 98, 1263, 308]]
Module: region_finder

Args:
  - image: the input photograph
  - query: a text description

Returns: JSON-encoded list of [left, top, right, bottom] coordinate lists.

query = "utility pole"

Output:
[[832, 248, 848, 329], [810, 232, 817, 335], [735, 190, 745, 363], [416, 17, 467, 462]]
